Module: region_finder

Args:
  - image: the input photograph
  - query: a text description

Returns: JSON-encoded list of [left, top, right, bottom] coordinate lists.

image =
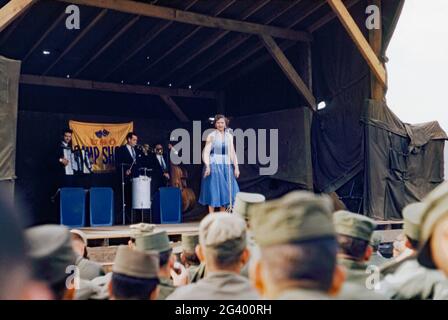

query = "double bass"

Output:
[[168, 146, 196, 212]]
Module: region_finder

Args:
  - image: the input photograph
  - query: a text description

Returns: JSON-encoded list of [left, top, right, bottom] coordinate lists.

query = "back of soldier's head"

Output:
[[199, 213, 247, 269], [249, 191, 337, 291], [0, 197, 30, 299], [25, 224, 77, 299], [111, 246, 159, 300], [333, 210, 377, 261]]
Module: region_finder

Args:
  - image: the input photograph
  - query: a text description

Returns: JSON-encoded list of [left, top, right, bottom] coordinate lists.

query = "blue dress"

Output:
[[199, 131, 240, 207]]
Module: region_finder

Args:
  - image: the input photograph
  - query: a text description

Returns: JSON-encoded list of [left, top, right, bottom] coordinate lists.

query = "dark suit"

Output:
[[115, 145, 142, 179], [150, 152, 170, 196], [115, 144, 142, 224]]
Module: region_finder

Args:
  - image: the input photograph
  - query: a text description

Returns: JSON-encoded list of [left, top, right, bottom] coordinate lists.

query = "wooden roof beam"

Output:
[[100, 0, 199, 81], [42, 9, 108, 75], [56, 0, 312, 41], [326, 0, 387, 88], [260, 35, 316, 111], [154, 0, 271, 86], [73, 15, 140, 78], [20, 74, 217, 99], [0, 0, 35, 33], [128, 0, 237, 83], [177, 0, 301, 88], [160, 95, 189, 122]]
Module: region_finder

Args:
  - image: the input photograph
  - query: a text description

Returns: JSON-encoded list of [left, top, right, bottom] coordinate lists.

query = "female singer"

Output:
[[199, 114, 240, 213]]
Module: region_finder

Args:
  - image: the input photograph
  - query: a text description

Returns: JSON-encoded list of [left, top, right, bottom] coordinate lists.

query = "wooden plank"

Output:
[[73, 15, 140, 77], [42, 9, 108, 75], [160, 95, 189, 122], [0, 5, 29, 47], [326, 0, 387, 88], [101, 0, 199, 81], [183, 0, 325, 89], [128, 0, 237, 83], [260, 34, 316, 110], [369, 0, 384, 100], [20, 74, 217, 99], [75, 222, 200, 240], [22, 11, 66, 62], [154, 0, 271, 86], [308, 0, 361, 32], [57, 0, 312, 41], [219, 0, 362, 88], [0, 0, 35, 33]]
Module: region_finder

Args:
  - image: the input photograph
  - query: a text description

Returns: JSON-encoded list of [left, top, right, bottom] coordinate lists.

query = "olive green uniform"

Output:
[[157, 277, 176, 300], [379, 258, 446, 299], [277, 289, 334, 300], [337, 258, 386, 300], [167, 271, 259, 300]]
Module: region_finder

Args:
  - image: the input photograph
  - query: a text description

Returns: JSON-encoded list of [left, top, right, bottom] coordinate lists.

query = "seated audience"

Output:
[[25, 225, 77, 300], [379, 202, 445, 299], [333, 210, 386, 299], [249, 191, 344, 300], [108, 245, 159, 300], [167, 213, 259, 300]]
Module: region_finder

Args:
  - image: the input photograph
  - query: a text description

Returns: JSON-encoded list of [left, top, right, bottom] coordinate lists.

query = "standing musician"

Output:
[[150, 143, 171, 197], [115, 132, 142, 224]]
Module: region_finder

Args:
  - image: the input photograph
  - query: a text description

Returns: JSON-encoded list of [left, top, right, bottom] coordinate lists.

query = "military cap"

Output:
[[135, 230, 171, 253], [333, 210, 377, 242], [70, 229, 87, 245], [402, 202, 425, 242], [113, 245, 159, 279], [25, 224, 76, 285], [417, 181, 448, 269], [130, 223, 156, 234], [249, 191, 335, 247], [370, 232, 383, 248], [233, 192, 266, 219], [181, 233, 199, 252], [199, 213, 247, 253]]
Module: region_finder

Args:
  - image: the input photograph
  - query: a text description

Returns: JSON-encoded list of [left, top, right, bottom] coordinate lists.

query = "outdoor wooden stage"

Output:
[[75, 222, 200, 243], [75, 220, 402, 244]]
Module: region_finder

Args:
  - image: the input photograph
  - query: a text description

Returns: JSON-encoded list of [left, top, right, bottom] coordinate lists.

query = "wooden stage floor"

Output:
[[75, 222, 200, 242]]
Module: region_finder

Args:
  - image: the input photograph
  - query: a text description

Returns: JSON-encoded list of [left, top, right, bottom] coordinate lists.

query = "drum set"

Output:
[[121, 166, 152, 225]]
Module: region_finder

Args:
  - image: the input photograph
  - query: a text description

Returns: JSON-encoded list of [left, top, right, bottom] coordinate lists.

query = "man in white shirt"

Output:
[[57, 129, 75, 187]]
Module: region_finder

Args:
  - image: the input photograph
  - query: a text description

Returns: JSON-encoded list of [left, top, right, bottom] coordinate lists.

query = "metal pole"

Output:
[[121, 164, 126, 225]]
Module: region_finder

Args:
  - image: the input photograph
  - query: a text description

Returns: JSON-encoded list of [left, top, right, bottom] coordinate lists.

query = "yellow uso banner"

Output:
[[69, 120, 133, 172]]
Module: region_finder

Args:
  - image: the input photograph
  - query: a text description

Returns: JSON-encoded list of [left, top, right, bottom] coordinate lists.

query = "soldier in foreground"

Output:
[[249, 191, 345, 300], [108, 245, 159, 300], [379, 202, 445, 299], [167, 213, 259, 300], [134, 230, 184, 300], [417, 181, 448, 299], [333, 210, 386, 299]]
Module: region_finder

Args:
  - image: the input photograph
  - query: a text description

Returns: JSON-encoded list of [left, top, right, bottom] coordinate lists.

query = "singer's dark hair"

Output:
[[126, 132, 137, 140], [214, 114, 229, 127]]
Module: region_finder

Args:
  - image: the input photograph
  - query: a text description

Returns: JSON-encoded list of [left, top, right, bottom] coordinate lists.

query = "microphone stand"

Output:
[[121, 158, 136, 225], [226, 128, 233, 212]]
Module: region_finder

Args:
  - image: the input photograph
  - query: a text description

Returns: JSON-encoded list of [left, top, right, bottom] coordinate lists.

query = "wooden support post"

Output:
[[260, 34, 316, 111], [327, 0, 387, 89], [0, 0, 35, 33], [369, 0, 385, 100]]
